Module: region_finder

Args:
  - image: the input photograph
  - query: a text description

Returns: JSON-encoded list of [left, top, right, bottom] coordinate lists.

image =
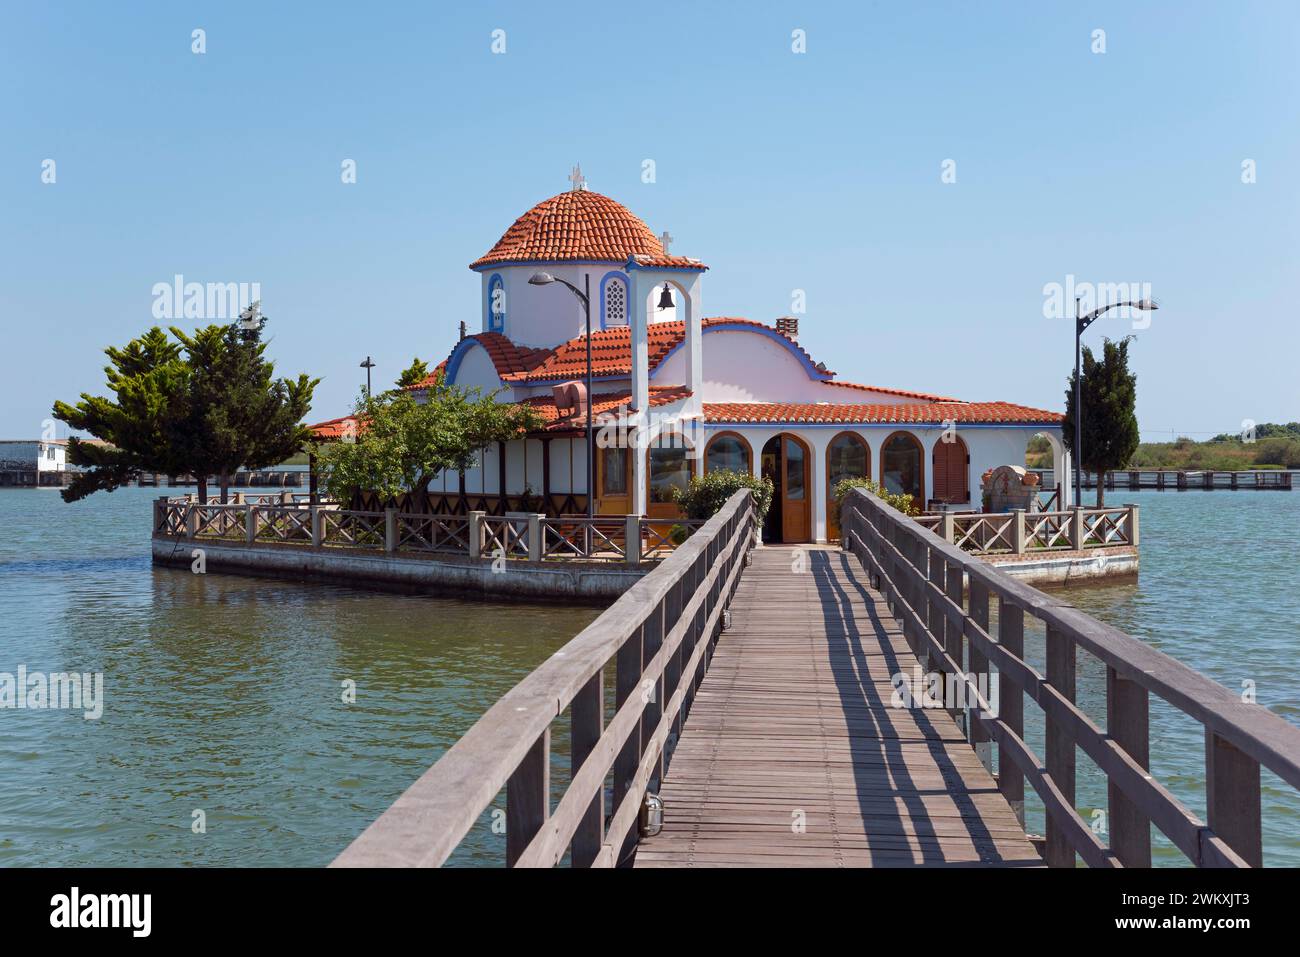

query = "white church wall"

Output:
[[483, 264, 630, 348], [655, 328, 931, 405]]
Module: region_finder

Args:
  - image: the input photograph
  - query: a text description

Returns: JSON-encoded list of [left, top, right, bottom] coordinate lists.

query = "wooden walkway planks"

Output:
[[634, 545, 1043, 868]]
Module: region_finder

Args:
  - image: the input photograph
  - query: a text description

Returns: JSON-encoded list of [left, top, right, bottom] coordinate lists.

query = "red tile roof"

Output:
[[494, 317, 827, 384], [470, 190, 687, 269], [307, 414, 363, 440], [521, 386, 692, 432], [702, 401, 1064, 426], [404, 333, 551, 391], [629, 253, 708, 271]]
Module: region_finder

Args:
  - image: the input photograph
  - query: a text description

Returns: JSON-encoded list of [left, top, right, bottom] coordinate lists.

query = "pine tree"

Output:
[[395, 357, 430, 389], [1062, 337, 1139, 506], [54, 318, 318, 503], [52, 328, 192, 502]]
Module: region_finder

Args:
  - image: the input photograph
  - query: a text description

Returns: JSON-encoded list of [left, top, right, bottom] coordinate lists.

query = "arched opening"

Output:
[[645, 430, 695, 521], [1025, 430, 1066, 509], [641, 278, 683, 325], [600, 272, 628, 329], [487, 274, 506, 333], [826, 431, 869, 541], [881, 431, 924, 513], [931, 434, 970, 507], [760, 433, 812, 544], [704, 431, 752, 476]]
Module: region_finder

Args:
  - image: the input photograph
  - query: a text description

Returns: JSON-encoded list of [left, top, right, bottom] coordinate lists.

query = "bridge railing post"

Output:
[[1044, 624, 1077, 867], [1205, 731, 1262, 867], [384, 507, 397, 553], [1107, 666, 1151, 866], [505, 729, 550, 867], [967, 579, 992, 772], [943, 558, 964, 730], [998, 599, 1025, 827], [570, 672, 604, 868], [613, 621, 645, 865]]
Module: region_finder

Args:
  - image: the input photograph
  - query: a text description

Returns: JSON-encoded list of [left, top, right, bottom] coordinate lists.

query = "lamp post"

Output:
[[1073, 298, 1157, 506], [529, 272, 595, 525], [360, 356, 376, 398]]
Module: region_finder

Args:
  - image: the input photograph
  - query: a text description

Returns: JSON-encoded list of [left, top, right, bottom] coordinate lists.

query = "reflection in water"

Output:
[[0, 487, 597, 866]]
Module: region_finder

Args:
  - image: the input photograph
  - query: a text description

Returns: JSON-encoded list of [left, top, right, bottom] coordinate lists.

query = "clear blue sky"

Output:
[[3, 1, 1297, 441]]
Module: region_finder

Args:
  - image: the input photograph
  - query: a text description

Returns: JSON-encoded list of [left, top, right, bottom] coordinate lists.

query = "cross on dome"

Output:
[[660, 230, 673, 254], [568, 164, 587, 192]]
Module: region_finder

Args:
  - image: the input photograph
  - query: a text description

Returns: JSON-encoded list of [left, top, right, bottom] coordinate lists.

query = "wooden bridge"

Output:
[[333, 489, 1300, 868]]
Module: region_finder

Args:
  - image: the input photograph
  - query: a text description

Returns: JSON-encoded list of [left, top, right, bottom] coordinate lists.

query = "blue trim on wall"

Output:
[[486, 273, 505, 333], [649, 321, 833, 383], [598, 270, 628, 331], [443, 337, 483, 385]]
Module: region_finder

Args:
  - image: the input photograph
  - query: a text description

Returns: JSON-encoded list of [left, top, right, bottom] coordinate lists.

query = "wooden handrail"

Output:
[[330, 490, 755, 867], [842, 487, 1300, 867]]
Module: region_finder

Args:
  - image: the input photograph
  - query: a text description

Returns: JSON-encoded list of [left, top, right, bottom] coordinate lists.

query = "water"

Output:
[[1, 486, 1297, 867], [1017, 490, 1300, 865], [0, 486, 599, 866]]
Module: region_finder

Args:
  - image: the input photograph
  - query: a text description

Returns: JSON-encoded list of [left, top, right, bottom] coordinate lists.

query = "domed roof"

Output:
[[470, 189, 665, 269]]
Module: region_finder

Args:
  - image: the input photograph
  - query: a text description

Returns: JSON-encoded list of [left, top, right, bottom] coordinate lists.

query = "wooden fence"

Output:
[[330, 489, 755, 867], [154, 499, 706, 564], [1032, 468, 1295, 492], [914, 505, 1136, 555], [842, 487, 1300, 867]]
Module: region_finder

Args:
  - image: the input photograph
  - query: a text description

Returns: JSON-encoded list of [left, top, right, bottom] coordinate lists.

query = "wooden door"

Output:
[[595, 446, 631, 515], [932, 436, 970, 505], [780, 435, 811, 543], [826, 432, 869, 541]]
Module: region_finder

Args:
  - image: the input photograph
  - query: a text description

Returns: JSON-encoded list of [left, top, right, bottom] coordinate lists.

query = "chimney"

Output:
[[776, 316, 799, 340], [552, 381, 588, 423], [458, 320, 467, 341]]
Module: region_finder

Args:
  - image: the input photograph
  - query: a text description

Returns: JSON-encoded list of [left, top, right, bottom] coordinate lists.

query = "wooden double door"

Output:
[[761, 434, 811, 544]]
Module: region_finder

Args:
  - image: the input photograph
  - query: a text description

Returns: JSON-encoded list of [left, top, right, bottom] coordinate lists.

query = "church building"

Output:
[[314, 171, 1071, 544]]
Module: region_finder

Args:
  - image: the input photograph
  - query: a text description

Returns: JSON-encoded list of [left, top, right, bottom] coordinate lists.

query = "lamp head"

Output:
[[1137, 299, 1159, 310], [528, 272, 555, 286]]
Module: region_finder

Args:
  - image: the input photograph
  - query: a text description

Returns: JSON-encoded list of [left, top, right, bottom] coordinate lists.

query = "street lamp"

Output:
[[1072, 298, 1158, 506], [360, 356, 376, 398], [529, 272, 595, 525]]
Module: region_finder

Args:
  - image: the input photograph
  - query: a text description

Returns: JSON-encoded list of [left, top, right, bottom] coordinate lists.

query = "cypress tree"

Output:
[[1062, 337, 1139, 506]]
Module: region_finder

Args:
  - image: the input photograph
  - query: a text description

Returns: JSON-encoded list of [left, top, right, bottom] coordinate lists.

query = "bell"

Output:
[[656, 283, 674, 311]]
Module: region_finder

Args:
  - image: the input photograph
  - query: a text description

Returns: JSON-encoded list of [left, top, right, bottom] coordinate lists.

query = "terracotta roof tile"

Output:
[[522, 386, 692, 432], [702, 401, 1063, 426], [470, 190, 695, 269], [405, 333, 551, 391]]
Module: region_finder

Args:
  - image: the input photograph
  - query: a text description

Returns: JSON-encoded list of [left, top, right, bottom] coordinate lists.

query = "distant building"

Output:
[[0, 440, 69, 487], [0, 440, 67, 472]]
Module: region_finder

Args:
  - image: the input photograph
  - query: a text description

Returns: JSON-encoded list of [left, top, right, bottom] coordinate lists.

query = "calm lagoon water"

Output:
[[0, 486, 598, 867], [0, 485, 1296, 866]]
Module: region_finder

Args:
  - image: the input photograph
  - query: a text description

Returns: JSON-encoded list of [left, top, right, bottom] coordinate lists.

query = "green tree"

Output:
[[52, 328, 192, 502], [170, 314, 318, 502], [318, 376, 542, 505], [395, 357, 431, 389], [54, 319, 318, 504], [1062, 337, 1139, 506]]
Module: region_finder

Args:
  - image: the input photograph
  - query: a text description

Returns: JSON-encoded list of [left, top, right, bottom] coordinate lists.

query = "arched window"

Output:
[[826, 432, 869, 540], [602, 274, 627, 328], [881, 432, 924, 505], [487, 274, 506, 333], [704, 432, 752, 475]]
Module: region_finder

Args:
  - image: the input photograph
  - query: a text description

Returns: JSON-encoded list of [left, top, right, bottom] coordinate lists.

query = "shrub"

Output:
[[674, 469, 773, 526], [832, 477, 918, 517]]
